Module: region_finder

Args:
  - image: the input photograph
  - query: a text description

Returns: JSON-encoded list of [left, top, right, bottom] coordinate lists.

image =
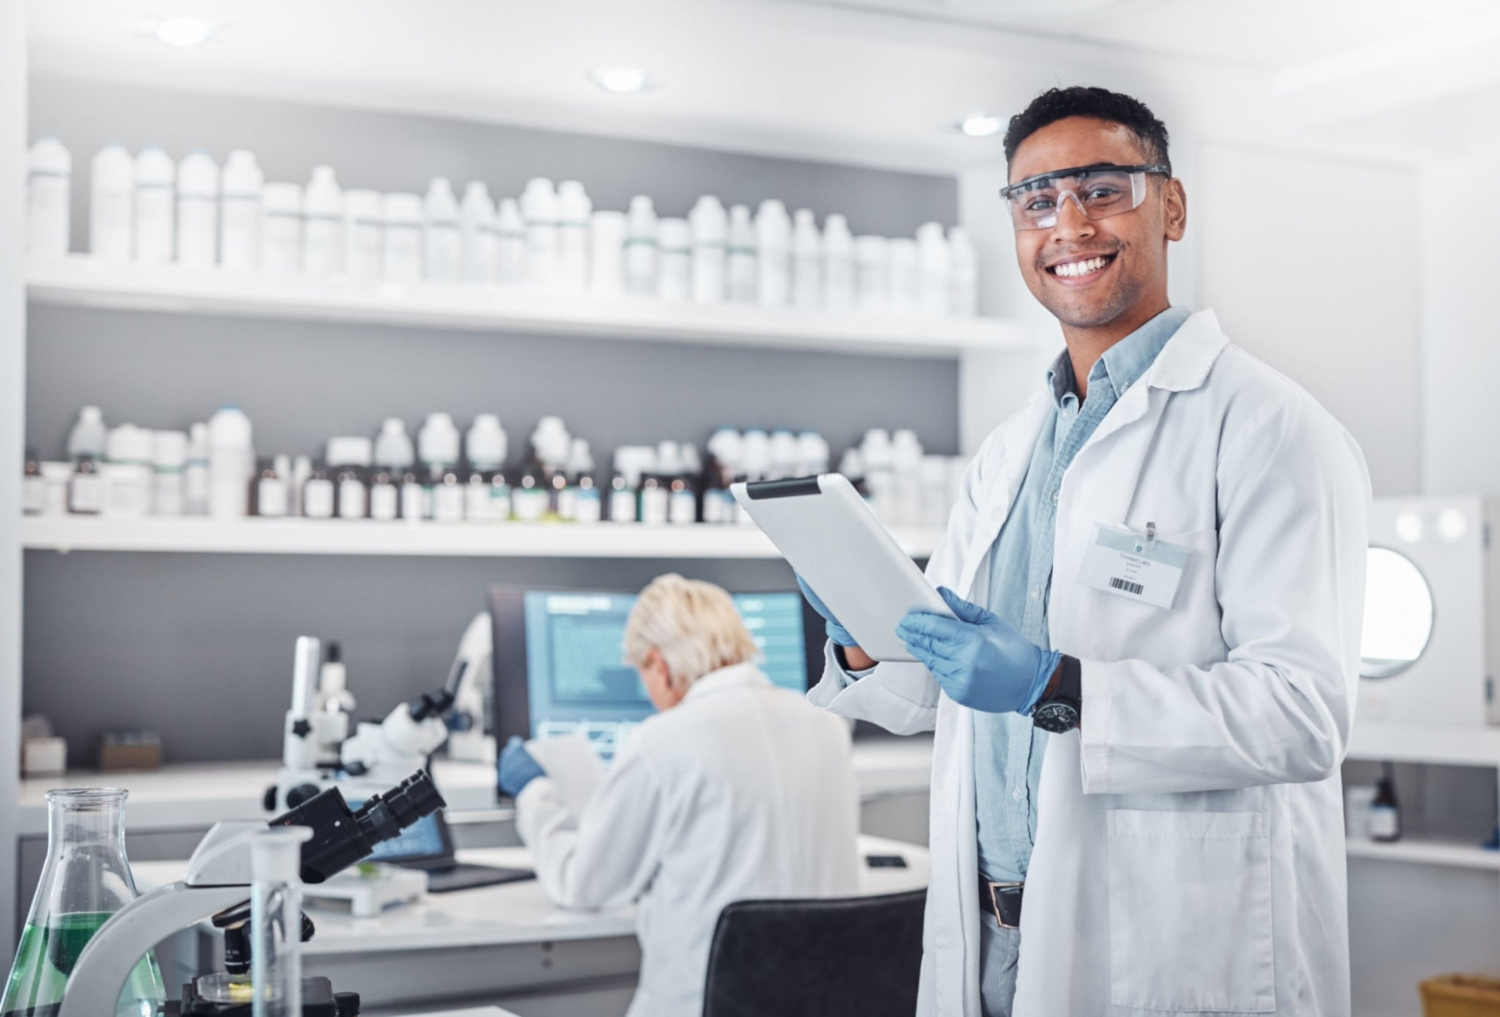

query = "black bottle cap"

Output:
[[334, 991, 361, 1015]]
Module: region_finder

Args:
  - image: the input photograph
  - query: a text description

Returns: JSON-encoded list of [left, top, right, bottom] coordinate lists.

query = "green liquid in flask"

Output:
[[2, 912, 164, 1016]]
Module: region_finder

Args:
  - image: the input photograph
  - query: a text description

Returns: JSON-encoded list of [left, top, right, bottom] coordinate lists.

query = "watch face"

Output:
[[1032, 701, 1079, 733]]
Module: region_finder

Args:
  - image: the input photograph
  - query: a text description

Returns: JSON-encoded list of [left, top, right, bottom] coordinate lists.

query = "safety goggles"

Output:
[[1000, 163, 1169, 231]]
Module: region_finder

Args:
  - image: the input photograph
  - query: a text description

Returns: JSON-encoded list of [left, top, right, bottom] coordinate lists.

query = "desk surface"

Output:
[[134, 835, 930, 956], [17, 736, 934, 837]]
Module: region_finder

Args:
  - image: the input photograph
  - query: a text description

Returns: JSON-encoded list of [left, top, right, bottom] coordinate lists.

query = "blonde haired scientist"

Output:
[[501, 574, 860, 1017]]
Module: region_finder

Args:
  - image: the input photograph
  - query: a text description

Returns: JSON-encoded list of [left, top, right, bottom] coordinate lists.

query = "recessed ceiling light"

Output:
[[149, 17, 220, 48], [958, 115, 1003, 138], [590, 67, 653, 94]]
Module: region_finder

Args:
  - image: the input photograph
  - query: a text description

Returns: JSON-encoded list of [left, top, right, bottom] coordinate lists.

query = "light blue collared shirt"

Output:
[[974, 305, 1191, 884]]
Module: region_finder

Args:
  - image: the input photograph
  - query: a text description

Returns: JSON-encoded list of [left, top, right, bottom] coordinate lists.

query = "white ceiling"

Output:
[[23, 0, 1500, 173]]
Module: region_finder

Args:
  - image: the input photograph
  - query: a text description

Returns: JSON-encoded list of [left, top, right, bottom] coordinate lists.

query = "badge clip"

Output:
[[1134, 522, 1157, 555]]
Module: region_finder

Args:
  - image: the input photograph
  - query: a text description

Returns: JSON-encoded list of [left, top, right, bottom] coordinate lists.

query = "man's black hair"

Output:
[[1003, 86, 1170, 177]]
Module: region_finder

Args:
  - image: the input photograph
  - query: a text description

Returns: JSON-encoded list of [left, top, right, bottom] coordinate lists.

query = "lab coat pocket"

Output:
[[1107, 809, 1274, 1013]]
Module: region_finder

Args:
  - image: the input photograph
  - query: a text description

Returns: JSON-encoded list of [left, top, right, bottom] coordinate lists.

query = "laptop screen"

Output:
[[355, 806, 450, 865]]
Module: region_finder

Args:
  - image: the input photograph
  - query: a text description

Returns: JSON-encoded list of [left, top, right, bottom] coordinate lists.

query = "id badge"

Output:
[[1079, 522, 1191, 609]]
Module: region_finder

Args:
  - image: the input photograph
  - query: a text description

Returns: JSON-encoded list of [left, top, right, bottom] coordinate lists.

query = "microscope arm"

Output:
[[58, 881, 250, 1017]]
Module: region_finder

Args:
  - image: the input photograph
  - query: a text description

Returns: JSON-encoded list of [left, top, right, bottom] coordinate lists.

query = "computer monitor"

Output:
[[490, 586, 816, 767]]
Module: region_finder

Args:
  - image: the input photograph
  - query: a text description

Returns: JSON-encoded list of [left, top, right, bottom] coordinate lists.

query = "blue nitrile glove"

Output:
[[498, 736, 547, 798], [795, 572, 857, 648], [895, 587, 1061, 715]]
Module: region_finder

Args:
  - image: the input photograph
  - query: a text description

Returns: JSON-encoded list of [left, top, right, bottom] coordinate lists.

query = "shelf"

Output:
[[25, 255, 1034, 358], [1346, 836, 1500, 871], [21, 515, 945, 560], [1346, 722, 1500, 768]]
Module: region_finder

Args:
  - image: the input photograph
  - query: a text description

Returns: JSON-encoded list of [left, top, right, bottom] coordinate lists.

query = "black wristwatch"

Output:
[[1031, 655, 1081, 733]]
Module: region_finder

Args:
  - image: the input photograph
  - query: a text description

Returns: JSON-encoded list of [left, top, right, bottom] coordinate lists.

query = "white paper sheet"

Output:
[[525, 733, 606, 816]]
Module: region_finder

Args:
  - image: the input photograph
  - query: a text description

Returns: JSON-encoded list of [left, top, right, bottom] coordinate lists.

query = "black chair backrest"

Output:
[[701, 890, 926, 1017]]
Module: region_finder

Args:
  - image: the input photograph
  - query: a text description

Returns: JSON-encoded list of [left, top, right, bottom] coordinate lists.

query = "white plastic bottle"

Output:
[[495, 197, 526, 287], [343, 190, 383, 279], [656, 218, 691, 302], [327, 436, 372, 519], [151, 430, 188, 516], [624, 195, 658, 297], [557, 180, 592, 293], [208, 405, 255, 518], [372, 418, 415, 522], [567, 438, 601, 524], [382, 193, 423, 282], [916, 222, 951, 316], [424, 178, 461, 281], [133, 146, 175, 264], [755, 199, 791, 307], [823, 214, 855, 314], [689, 195, 727, 305], [726, 204, 757, 303], [855, 235, 889, 313], [460, 181, 497, 284], [302, 166, 344, 277], [520, 178, 560, 291], [102, 424, 154, 518], [464, 414, 508, 523], [948, 225, 979, 317], [220, 150, 264, 271], [796, 431, 831, 476], [791, 208, 823, 310], [891, 428, 925, 526], [67, 406, 107, 463], [888, 237, 919, 314], [769, 429, 799, 480], [176, 151, 219, 268], [27, 138, 71, 258], [260, 183, 303, 275], [419, 412, 463, 523], [89, 144, 134, 261], [589, 210, 627, 296], [184, 422, 210, 515]]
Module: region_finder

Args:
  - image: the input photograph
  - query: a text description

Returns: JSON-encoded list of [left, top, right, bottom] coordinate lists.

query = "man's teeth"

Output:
[[1053, 256, 1109, 278]]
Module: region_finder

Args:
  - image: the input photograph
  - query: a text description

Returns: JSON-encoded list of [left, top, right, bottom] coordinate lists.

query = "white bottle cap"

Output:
[[706, 427, 744, 469], [892, 429, 924, 469], [221, 150, 263, 196], [134, 146, 175, 186], [531, 416, 571, 466], [824, 214, 853, 253], [304, 166, 342, 214], [462, 181, 496, 218], [80, 406, 103, 425], [557, 181, 592, 223], [792, 209, 821, 253], [382, 192, 423, 225], [689, 195, 727, 242], [567, 438, 594, 474], [419, 412, 461, 466], [741, 429, 771, 474], [326, 436, 373, 468], [92, 145, 134, 190], [344, 189, 381, 220], [770, 429, 799, 471], [797, 430, 830, 472], [658, 218, 690, 252], [106, 424, 153, 464], [425, 178, 460, 222], [30, 138, 71, 174], [521, 178, 558, 222], [655, 440, 682, 475], [861, 428, 893, 467], [187, 422, 209, 459], [465, 413, 508, 469], [917, 222, 947, 247], [497, 197, 524, 234], [728, 205, 754, 245], [373, 418, 415, 470], [756, 200, 790, 243], [262, 182, 302, 214], [838, 447, 865, 478], [681, 444, 701, 474], [152, 430, 188, 468], [177, 151, 219, 197], [627, 196, 657, 239]]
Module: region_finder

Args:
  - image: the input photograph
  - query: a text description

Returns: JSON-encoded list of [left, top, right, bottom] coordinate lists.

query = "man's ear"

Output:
[[1163, 178, 1187, 242]]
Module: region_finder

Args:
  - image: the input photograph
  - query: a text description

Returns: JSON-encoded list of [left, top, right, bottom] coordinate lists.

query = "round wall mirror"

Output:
[[1360, 547, 1434, 679]]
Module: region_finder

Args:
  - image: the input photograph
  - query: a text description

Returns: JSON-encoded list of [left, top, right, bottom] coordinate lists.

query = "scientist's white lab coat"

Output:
[[516, 662, 860, 1017], [811, 309, 1370, 1016]]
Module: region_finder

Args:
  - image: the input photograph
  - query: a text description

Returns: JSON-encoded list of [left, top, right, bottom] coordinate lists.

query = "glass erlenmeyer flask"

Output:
[[1, 788, 166, 1017]]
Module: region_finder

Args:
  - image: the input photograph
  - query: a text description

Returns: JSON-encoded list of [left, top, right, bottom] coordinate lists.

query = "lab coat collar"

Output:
[[1139, 308, 1229, 393], [680, 662, 768, 705]]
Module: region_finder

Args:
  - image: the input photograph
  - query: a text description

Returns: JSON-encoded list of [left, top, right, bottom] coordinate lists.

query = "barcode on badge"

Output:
[[1109, 577, 1144, 596]]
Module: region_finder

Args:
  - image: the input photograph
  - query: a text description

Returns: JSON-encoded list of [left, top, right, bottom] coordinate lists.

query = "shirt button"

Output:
[[1012, 787, 1023, 801], [1029, 587, 1042, 601], [1050, 489, 1060, 506]]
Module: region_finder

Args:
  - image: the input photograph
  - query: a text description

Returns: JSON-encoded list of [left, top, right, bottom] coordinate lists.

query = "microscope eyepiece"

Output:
[[269, 769, 447, 883]]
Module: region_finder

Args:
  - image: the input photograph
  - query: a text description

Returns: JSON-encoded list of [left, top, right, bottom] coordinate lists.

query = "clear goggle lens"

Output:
[[1002, 165, 1165, 231]]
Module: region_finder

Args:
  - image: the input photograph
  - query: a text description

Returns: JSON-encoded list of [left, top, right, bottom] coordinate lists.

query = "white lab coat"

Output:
[[810, 309, 1370, 1016], [516, 662, 861, 1017]]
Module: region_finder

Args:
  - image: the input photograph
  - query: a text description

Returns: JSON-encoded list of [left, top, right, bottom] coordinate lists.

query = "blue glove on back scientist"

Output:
[[799, 576, 1061, 715], [499, 735, 547, 797]]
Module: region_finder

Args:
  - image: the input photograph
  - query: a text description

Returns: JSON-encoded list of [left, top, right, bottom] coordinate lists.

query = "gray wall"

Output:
[[23, 76, 962, 765]]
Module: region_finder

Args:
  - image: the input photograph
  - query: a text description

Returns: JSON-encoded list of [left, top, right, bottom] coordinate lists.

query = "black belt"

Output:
[[980, 878, 1023, 929]]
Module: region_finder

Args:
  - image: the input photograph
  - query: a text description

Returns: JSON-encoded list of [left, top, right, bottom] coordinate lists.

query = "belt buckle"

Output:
[[986, 880, 1023, 930]]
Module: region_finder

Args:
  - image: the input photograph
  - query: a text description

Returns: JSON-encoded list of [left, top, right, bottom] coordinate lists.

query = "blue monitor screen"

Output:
[[523, 590, 806, 760]]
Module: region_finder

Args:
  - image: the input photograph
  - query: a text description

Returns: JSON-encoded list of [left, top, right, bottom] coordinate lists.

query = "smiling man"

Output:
[[802, 87, 1371, 1015]]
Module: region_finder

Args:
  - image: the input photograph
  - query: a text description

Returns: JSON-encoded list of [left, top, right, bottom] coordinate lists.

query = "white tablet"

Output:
[[733, 473, 952, 662]]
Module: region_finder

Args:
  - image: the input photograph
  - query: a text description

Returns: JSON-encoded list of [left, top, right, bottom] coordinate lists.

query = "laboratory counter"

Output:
[[136, 836, 931, 1015]]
